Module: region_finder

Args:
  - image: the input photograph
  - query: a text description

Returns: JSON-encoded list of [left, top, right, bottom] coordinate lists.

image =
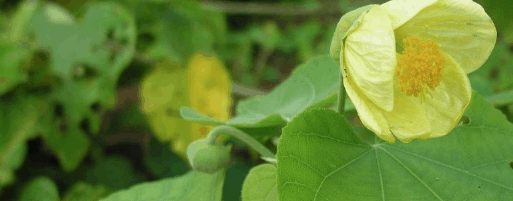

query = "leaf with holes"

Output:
[[277, 93, 513, 200], [140, 53, 231, 157], [27, 2, 136, 171], [180, 55, 339, 128], [242, 164, 278, 201], [100, 170, 226, 201]]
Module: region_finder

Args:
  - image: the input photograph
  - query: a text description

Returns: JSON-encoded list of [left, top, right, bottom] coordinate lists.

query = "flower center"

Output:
[[395, 36, 445, 97]]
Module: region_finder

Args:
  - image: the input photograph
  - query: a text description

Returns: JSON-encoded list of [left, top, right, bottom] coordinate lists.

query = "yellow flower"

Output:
[[330, 0, 496, 143], [140, 53, 231, 157]]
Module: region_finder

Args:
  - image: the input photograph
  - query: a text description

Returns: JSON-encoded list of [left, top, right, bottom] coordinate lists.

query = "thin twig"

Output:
[[201, 1, 346, 15]]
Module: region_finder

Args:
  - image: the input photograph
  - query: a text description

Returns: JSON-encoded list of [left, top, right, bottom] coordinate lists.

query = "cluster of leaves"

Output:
[[1, 0, 513, 200], [1, 0, 137, 194]]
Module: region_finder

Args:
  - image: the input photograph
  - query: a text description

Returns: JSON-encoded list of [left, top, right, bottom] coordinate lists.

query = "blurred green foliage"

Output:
[[0, 0, 511, 200]]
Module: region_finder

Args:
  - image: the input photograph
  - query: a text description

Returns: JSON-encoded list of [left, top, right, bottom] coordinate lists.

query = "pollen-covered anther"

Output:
[[396, 36, 445, 96]]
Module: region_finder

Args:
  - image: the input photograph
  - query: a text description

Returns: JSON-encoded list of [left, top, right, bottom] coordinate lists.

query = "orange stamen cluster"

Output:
[[396, 36, 444, 96]]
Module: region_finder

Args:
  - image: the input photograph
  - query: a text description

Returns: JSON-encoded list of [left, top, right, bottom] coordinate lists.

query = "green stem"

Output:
[[338, 72, 346, 115], [205, 125, 275, 160]]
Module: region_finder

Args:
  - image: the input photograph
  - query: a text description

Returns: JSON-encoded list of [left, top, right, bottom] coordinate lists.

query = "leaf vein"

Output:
[[382, 145, 513, 191], [378, 147, 444, 201], [313, 149, 373, 201], [281, 155, 324, 177], [290, 133, 368, 147], [375, 148, 385, 201]]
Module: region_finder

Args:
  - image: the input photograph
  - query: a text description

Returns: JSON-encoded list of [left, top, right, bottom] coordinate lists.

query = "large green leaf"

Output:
[[27, 2, 136, 171], [101, 170, 226, 201], [277, 94, 513, 200], [17, 177, 59, 201], [242, 164, 278, 201], [181, 55, 340, 128]]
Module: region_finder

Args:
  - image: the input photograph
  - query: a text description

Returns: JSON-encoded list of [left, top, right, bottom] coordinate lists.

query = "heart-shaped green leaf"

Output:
[[277, 93, 513, 200]]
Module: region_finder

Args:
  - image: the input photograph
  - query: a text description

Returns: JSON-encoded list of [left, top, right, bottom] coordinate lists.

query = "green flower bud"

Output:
[[187, 139, 232, 174]]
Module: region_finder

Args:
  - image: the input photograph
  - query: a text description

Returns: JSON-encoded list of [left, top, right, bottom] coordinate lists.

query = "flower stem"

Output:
[[205, 125, 275, 160], [338, 72, 346, 115]]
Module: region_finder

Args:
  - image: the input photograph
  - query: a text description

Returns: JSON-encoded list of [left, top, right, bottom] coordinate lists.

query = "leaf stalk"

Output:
[[205, 125, 276, 160]]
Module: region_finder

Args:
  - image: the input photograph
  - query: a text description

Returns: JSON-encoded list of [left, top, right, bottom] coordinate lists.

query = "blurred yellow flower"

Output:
[[141, 53, 231, 156], [330, 0, 496, 143]]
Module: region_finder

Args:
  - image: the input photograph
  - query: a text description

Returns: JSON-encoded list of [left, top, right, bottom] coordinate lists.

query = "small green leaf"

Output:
[[18, 177, 59, 201], [63, 182, 110, 201], [101, 170, 226, 201], [277, 93, 513, 200], [242, 164, 278, 201]]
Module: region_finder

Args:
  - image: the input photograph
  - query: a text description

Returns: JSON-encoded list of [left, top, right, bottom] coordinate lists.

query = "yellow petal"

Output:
[[188, 53, 232, 121], [394, 0, 496, 74], [383, 80, 431, 143], [416, 52, 471, 138], [344, 6, 396, 111], [380, 0, 437, 29], [330, 5, 375, 64], [343, 69, 395, 143]]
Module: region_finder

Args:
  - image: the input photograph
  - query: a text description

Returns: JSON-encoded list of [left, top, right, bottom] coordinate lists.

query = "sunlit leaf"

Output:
[[27, 2, 136, 171], [100, 170, 226, 201], [277, 93, 513, 200]]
